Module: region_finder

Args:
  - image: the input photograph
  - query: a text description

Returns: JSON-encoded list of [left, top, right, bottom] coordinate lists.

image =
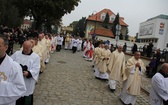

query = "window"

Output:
[[110, 14, 115, 22], [100, 13, 106, 20]]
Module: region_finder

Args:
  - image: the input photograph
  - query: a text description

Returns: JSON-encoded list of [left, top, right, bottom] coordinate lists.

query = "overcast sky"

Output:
[[62, 0, 168, 36]]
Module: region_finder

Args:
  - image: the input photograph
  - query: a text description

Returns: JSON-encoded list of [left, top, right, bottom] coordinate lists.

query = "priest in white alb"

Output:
[[44, 34, 51, 63], [96, 44, 111, 80], [56, 34, 63, 52], [119, 51, 146, 105], [150, 63, 168, 105], [107, 45, 125, 92], [38, 34, 47, 73], [85, 40, 94, 61], [83, 39, 89, 58], [0, 35, 26, 105], [94, 44, 104, 78], [11, 41, 40, 105]]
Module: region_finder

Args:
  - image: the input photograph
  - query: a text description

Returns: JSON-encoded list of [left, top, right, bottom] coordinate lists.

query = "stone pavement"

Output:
[[12, 44, 150, 105], [32, 49, 150, 105]]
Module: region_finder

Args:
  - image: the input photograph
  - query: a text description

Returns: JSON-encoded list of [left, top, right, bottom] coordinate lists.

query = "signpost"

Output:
[[115, 24, 121, 47]]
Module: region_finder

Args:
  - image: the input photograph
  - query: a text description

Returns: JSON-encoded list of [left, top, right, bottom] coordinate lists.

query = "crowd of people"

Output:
[[91, 43, 146, 104], [0, 26, 92, 105], [0, 25, 168, 105], [0, 31, 55, 105], [91, 42, 168, 105], [131, 41, 154, 58]]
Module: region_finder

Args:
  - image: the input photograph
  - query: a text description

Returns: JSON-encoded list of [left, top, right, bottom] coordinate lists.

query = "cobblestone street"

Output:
[[31, 49, 150, 105]]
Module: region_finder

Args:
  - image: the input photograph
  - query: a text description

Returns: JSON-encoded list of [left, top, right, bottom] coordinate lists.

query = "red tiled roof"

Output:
[[87, 8, 128, 26], [89, 28, 114, 38]]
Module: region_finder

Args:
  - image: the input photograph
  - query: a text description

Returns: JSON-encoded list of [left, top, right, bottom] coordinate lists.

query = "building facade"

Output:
[[138, 14, 168, 50], [20, 19, 32, 30], [85, 9, 128, 39]]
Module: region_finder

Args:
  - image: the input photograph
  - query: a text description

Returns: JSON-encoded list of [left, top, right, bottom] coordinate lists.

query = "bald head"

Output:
[[117, 45, 123, 53], [23, 41, 32, 47], [160, 63, 168, 73], [23, 41, 32, 54]]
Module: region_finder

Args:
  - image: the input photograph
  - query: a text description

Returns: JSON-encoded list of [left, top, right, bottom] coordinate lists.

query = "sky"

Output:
[[62, 0, 168, 36]]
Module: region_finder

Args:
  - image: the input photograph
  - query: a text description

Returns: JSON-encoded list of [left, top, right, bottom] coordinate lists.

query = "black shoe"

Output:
[[39, 71, 43, 74], [92, 65, 94, 68], [111, 89, 115, 92], [110, 89, 115, 92], [100, 79, 108, 82], [95, 77, 100, 80]]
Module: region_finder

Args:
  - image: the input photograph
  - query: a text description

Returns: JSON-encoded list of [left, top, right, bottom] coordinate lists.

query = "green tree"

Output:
[[12, 0, 81, 31], [0, 0, 23, 28], [102, 13, 109, 29], [73, 17, 86, 37], [111, 13, 120, 37]]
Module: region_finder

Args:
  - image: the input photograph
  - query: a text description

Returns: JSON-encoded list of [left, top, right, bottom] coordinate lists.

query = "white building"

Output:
[[20, 19, 32, 30], [138, 14, 168, 50]]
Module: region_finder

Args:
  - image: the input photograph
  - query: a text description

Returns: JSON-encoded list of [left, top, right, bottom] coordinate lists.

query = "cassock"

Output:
[[45, 38, 51, 63], [85, 43, 94, 61], [107, 50, 125, 90], [51, 36, 57, 52], [94, 47, 102, 67], [33, 45, 42, 60], [77, 39, 82, 51], [56, 35, 63, 51], [32, 44, 44, 72], [72, 39, 79, 53], [38, 38, 47, 70], [94, 47, 103, 78], [92, 47, 99, 67], [0, 55, 26, 105], [96, 48, 111, 79], [69, 38, 73, 50], [37, 38, 47, 62], [64, 35, 70, 49], [150, 73, 168, 105], [11, 51, 40, 96], [119, 56, 146, 105], [83, 41, 90, 58]]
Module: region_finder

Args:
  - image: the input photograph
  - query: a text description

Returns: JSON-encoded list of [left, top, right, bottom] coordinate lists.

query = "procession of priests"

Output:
[[0, 32, 57, 105], [0, 33, 87, 105], [93, 44, 127, 93], [92, 42, 168, 105], [1, 31, 168, 105]]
